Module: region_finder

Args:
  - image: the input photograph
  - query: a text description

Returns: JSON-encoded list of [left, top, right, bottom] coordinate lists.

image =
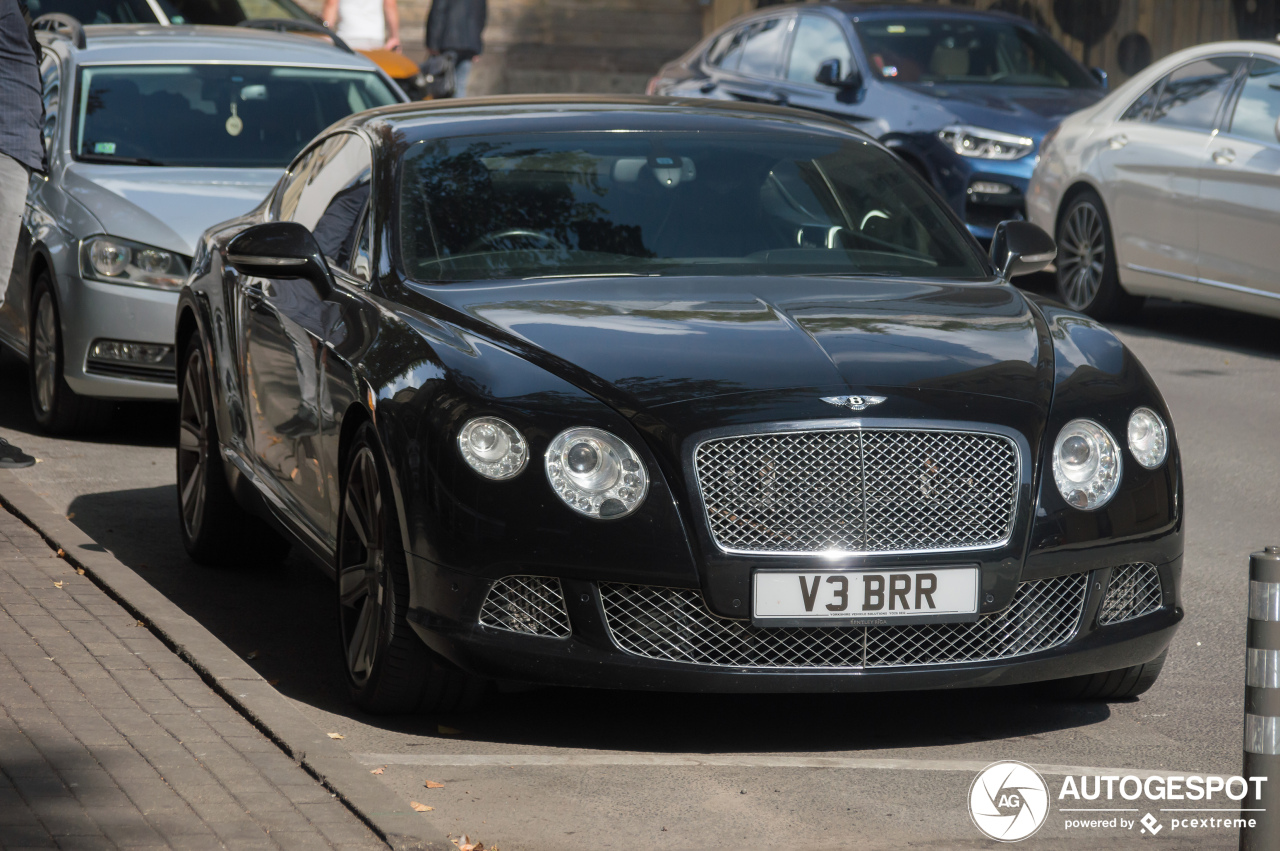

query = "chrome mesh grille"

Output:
[[600, 573, 1087, 669], [1098, 563, 1163, 626], [479, 576, 572, 638], [694, 429, 1018, 554]]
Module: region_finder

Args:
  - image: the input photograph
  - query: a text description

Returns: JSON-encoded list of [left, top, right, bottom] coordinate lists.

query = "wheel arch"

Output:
[[1055, 179, 1110, 234]]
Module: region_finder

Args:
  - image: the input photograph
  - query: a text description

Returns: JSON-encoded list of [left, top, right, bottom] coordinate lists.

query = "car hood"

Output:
[[61, 164, 283, 256], [421, 275, 1050, 414], [900, 83, 1105, 136]]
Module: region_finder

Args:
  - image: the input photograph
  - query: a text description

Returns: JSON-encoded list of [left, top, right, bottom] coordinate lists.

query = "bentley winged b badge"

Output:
[[821, 395, 887, 411]]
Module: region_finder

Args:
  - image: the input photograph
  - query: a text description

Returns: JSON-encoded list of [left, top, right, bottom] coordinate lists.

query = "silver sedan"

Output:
[[0, 24, 403, 433], [1028, 40, 1280, 321]]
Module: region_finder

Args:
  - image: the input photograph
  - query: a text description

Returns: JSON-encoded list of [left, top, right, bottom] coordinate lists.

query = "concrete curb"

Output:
[[0, 470, 456, 851]]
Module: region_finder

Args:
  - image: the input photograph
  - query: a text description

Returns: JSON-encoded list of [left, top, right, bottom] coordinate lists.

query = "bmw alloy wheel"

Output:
[[32, 292, 58, 415], [1056, 201, 1106, 311], [338, 445, 387, 687]]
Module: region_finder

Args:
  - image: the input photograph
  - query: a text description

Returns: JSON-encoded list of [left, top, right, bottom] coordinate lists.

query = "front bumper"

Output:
[[59, 271, 179, 401], [406, 555, 1182, 693], [921, 142, 1035, 243]]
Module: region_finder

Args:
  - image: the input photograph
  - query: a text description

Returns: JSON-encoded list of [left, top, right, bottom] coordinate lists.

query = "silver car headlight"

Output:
[[1127, 407, 1169, 469], [458, 417, 528, 480], [1052, 419, 1122, 510], [80, 235, 190, 290], [546, 427, 648, 519], [938, 125, 1035, 160]]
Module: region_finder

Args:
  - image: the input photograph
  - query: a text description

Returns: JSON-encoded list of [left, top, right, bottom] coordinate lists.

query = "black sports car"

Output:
[[176, 96, 1182, 714]]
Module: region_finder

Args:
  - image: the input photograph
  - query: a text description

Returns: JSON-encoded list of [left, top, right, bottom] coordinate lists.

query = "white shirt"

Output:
[[336, 0, 384, 48]]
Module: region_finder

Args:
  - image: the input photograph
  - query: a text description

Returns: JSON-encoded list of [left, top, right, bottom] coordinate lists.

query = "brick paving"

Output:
[[0, 506, 386, 850]]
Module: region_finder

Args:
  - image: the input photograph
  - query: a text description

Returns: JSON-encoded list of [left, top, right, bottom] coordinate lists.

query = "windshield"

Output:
[[74, 64, 398, 168], [397, 131, 987, 282], [27, 0, 311, 24], [852, 16, 1096, 88]]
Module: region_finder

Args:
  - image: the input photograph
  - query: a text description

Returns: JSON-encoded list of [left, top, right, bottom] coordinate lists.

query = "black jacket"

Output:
[[425, 0, 486, 60]]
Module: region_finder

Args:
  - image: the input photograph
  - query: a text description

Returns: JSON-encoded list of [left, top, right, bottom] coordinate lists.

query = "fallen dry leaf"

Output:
[[76, 568, 85, 575], [246, 650, 260, 660], [410, 801, 433, 812], [453, 835, 483, 851], [52, 581, 63, 589], [424, 780, 445, 789], [135, 620, 145, 627], [327, 733, 345, 740], [267, 679, 279, 686], [438, 724, 462, 735], [66, 513, 75, 520], [370, 767, 385, 775], [56, 548, 65, 558]]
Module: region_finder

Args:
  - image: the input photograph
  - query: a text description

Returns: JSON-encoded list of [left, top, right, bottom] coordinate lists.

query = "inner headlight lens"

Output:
[[81, 236, 190, 290], [938, 124, 1035, 160], [1127, 407, 1168, 469], [1052, 419, 1122, 510], [546, 427, 648, 519], [458, 417, 527, 480]]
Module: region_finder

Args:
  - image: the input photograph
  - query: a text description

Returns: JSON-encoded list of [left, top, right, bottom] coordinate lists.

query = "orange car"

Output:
[[28, 0, 429, 99]]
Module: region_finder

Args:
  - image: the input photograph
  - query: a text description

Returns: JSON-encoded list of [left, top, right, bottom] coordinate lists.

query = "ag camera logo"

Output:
[[969, 761, 1051, 842]]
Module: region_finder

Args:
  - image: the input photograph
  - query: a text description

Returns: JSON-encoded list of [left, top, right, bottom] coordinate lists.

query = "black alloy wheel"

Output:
[[176, 334, 289, 565], [337, 421, 484, 714], [28, 272, 113, 434], [1055, 190, 1143, 321]]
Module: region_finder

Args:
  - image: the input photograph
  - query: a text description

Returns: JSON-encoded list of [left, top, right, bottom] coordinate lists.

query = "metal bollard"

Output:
[[1242, 546, 1280, 851]]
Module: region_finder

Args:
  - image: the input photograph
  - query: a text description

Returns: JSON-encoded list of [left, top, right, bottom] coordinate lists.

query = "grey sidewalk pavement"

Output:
[[0, 504, 387, 851]]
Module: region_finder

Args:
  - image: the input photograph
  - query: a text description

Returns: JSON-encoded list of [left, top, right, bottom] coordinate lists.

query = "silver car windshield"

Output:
[[74, 64, 399, 168], [398, 131, 988, 282], [853, 17, 1097, 88]]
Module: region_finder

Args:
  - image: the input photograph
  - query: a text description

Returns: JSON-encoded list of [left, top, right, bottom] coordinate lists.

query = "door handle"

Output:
[[699, 81, 717, 94], [1212, 147, 1236, 165], [768, 90, 789, 106], [1108, 133, 1128, 149]]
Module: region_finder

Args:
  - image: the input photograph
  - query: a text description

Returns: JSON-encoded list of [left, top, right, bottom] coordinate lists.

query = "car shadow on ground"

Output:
[[67, 483, 1112, 757]]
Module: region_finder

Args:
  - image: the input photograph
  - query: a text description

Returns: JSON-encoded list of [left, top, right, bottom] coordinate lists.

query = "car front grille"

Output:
[[599, 573, 1087, 669], [1097, 563, 1163, 626], [479, 576, 572, 638], [693, 428, 1019, 554]]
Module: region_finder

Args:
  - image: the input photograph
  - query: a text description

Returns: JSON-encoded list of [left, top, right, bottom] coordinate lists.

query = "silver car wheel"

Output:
[[1057, 202, 1106, 310], [177, 347, 210, 541], [338, 445, 386, 687], [32, 292, 58, 415]]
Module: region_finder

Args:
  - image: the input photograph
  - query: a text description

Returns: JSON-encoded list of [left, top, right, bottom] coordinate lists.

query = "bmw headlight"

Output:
[[1127, 407, 1168, 469], [546, 427, 648, 519], [458, 417, 528, 480], [1052, 419, 1122, 510], [938, 125, 1035, 160], [80, 236, 190, 290]]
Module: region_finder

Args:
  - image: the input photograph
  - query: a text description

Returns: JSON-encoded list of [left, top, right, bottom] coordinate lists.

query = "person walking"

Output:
[[425, 0, 486, 97], [0, 0, 41, 469], [321, 0, 401, 52]]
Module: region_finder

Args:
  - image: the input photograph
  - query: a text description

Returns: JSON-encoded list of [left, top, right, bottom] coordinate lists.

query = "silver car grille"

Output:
[[694, 428, 1019, 554], [479, 576, 572, 638], [1097, 563, 1163, 626], [599, 573, 1087, 669]]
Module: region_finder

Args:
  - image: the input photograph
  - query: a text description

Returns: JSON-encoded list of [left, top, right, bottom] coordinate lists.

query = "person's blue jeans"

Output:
[[454, 58, 472, 98]]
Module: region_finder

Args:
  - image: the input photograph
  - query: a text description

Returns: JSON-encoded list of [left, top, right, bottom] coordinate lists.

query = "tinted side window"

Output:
[[1228, 58, 1280, 145], [738, 17, 789, 79], [1150, 57, 1243, 131], [705, 29, 737, 67], [39, 54, 59, 153], [786, 15, 853, 84], [278, 134, 373, 268], [1120, 79, 1161, 122], [714, 25, 751, 71]]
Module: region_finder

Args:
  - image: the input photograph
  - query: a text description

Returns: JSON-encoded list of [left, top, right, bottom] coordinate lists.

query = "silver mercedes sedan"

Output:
[[0, 24, 403, 432], [1028, 41, 1280, 321]]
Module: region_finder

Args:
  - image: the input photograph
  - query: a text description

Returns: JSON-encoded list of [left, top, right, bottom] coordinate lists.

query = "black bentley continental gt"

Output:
[[175, 96, 1182, 714]]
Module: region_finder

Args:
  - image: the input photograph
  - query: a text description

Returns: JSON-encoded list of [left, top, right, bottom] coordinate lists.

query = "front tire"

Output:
[[1055, 190, 1144, 321], [1042, 651, 1167, 701], [337, 421, 485, 715], [177, 333, 289, 566], [29, 272, 114, 434]]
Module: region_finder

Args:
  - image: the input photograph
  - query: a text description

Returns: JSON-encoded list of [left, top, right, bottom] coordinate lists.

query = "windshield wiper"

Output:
[[78, 153, 167, 166]]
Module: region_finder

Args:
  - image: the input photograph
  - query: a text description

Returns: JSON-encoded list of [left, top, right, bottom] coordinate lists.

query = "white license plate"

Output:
[[752, 567, 980, 627]]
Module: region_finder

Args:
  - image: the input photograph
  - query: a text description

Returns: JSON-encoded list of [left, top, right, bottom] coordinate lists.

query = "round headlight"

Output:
[[546, 427, 648, 519], [1052, 419, 1122, 510], [1127, 407, 1168, 470], [458, 417, 527, 480], [89, 238, 130, 277]]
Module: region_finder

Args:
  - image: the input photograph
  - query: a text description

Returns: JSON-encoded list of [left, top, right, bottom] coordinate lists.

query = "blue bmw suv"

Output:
[[650, 3, 1106, 241]]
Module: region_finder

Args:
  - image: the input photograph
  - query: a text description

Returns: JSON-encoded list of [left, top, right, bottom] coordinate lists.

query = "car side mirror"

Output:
[[989, 220, 1056, 280], [227, 221, 332, 299], [1089, 66, 1109, 91], [815, 58, 862, 93]]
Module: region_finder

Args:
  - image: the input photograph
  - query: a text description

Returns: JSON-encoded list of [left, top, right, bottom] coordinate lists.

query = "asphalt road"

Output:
[[2, 279, 1278, 850]]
